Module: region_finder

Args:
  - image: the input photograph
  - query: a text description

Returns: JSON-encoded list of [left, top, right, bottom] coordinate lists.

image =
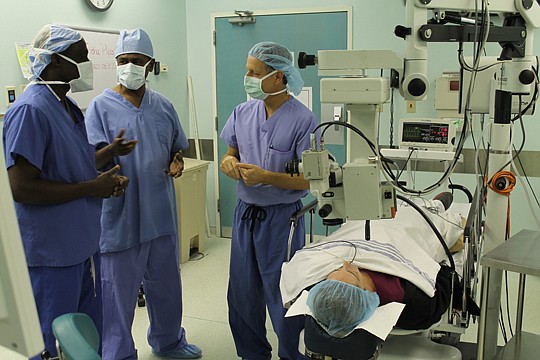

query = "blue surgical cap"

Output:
[[115, 29, 154, 58], [28, 24, 82, 80], [307, 280, 380, 338], [248, 41, 304, 96]]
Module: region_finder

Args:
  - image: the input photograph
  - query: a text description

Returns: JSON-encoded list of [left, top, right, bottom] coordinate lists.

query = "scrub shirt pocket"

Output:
[[266, 148, 295, 173], [155, 121, 172, 146]]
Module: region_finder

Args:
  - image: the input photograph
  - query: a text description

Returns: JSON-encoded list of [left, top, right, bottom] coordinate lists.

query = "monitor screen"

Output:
[[0, 138, 44, 357], [401, 122, 450, 145], [398, 118, 456, 151]]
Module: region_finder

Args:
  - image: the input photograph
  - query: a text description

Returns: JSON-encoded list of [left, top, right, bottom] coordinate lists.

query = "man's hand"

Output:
[[94, 165, 124, 198], [220, 155, 241, 180], [165, 152, 184, 178], [111, 175, 129, 197], [237, 163, 267, 186], [109, 129, 138, 156]]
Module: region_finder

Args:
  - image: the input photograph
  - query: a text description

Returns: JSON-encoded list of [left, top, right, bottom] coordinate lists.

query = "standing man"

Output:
[[2, 24, 129, 360], [220, 42, 318, 360], [85, 29, 201, 360]]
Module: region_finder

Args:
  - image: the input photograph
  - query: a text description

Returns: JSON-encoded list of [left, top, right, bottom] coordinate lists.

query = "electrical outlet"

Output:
[[160, 63, 168, 73], [406, 100, 416, 113]]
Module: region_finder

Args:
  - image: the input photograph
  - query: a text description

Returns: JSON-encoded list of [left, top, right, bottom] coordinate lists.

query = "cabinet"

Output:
[[173, 158, 209, 264], [476, 229, 540, 359]]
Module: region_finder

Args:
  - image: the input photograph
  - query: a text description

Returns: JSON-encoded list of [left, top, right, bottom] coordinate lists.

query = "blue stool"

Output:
[[51, 313, 101, 360]]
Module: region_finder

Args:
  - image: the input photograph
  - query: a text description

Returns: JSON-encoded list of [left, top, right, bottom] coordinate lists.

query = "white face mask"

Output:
[[33, 53, 94, 93], [58, 54, 94, 93], [244, 70, 287, 100], [117, 61, 151, 90]]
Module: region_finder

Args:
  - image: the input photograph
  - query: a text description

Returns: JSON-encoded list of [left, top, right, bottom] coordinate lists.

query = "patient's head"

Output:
[[327, 261, 376, 291], [306, 269, 380, 338]]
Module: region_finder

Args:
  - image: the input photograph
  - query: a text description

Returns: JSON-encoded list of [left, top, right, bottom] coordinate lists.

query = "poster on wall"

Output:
[[14, 42, 33, 80]]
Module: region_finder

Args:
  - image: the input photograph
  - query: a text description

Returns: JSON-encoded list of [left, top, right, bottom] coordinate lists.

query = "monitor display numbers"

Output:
[[402, 123, 449, 144]]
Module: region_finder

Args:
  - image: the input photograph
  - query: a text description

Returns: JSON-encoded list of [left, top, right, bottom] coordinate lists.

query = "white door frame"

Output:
[[211, 6, 353, 237]]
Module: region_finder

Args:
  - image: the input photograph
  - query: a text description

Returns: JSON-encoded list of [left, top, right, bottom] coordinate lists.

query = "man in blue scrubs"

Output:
[[85, 29, 201, 360], [2, 24, 129, 360], [220, 42, 318, 360]]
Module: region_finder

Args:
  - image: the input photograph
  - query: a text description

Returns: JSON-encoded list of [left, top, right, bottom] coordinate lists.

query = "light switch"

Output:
[[5, 86, 16, 107]]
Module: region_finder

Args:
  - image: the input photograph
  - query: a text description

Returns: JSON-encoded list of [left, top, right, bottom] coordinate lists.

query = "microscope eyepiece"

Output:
[[285, 159, 302, 176], [298, 52, 317, 69]]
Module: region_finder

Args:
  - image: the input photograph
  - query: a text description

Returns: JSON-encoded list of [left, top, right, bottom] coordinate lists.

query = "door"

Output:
[[214, 9, 349, 237]]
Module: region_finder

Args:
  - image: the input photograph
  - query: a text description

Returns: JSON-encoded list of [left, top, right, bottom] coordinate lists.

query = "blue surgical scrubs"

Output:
[[85, 88, 189, 360], [2, 84, 102, 359], [220, 97, 318, 360]]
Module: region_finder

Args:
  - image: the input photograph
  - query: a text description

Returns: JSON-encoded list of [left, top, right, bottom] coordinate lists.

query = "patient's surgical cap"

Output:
[[28, 24, 82, 80], [115, 29, 154, 58], [248, 41, 304, 96], [307, 280, 380, 338]]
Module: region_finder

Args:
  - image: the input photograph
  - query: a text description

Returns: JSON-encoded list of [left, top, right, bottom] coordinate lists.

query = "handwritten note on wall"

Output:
[[68, 29, 119, 110]]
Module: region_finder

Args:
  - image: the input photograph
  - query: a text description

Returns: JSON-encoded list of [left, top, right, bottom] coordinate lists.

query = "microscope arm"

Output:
[[400, 0, 540, 100]]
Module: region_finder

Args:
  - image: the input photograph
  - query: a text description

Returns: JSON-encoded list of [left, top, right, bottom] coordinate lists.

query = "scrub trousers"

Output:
[[100, 234, 187, 360], [228, 199, 307, 360], [28, 253, 102, 360]]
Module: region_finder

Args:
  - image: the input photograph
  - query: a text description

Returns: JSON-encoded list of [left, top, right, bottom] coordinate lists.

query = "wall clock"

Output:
[[86, 0, 114, 11]]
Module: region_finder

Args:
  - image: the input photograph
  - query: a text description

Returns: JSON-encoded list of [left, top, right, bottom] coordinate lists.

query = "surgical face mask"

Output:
[[32, 53, 94, 93], [117, 61, 151, 90], [57, 54, 94, 93], [244, 70, 287, 100]]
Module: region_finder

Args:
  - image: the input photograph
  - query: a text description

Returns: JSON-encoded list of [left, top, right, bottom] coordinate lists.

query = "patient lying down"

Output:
[[306, 260, 454, 338], [280, 193, 465, 338]]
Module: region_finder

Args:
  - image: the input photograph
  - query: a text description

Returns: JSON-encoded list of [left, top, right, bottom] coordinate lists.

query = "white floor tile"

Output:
[[0, 347, 28, 360]]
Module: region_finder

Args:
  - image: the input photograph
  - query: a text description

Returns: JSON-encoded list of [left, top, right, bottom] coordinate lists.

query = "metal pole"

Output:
[[286, 223, 295, 261], [516, 274, 526, 332], [477, 267, 503, 360]]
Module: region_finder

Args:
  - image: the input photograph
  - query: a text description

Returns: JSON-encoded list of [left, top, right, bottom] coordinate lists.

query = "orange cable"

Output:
[[485, 171, 516, 237]]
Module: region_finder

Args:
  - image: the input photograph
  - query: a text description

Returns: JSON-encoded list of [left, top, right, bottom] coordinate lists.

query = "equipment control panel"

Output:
[[399, 118, 456, 151]]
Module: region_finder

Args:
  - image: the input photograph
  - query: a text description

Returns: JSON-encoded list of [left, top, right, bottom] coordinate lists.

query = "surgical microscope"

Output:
[[286, 49, 402, 228], [290, 0, 538, 240]]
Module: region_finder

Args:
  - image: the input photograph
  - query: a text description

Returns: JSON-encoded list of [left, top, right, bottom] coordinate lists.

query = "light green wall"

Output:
[[0, 0, 189, 125]]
